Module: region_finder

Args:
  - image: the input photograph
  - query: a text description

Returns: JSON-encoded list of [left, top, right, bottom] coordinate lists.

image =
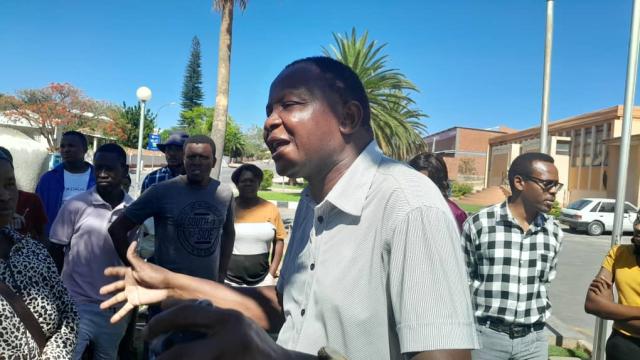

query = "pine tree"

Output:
[[180, 36, 204, 124]]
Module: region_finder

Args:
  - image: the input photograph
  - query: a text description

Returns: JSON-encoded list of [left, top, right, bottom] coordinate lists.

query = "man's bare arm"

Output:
[[584, 267, 640, 320], [108, 214, 138, 265]]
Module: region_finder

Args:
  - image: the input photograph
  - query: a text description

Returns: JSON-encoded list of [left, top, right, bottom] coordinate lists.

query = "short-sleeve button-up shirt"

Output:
[[276, 141, 479, 359]]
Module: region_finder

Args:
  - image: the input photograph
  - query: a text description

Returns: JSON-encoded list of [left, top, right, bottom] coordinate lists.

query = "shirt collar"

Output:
[[320, 141, 383, 217], [89, 186, 134, 210], [497, 200, 549, 230]]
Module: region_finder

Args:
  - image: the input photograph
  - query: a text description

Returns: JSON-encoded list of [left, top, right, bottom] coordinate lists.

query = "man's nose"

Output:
[[264, 111, 282, 134]]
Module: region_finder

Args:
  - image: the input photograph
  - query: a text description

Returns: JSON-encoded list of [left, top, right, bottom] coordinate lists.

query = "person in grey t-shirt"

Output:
[[109, 135, 235, 283]]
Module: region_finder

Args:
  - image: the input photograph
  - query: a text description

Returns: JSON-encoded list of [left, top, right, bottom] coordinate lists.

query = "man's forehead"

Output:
[[269, 64, 325, 98], [531, 160, 558, 177]]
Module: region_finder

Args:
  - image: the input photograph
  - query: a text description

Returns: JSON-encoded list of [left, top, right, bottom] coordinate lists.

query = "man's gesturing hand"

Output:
[[100, 241, 172, 323]]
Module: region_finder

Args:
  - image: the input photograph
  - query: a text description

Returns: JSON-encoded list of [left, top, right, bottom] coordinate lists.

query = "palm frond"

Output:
[[325, 28, 428, 160]]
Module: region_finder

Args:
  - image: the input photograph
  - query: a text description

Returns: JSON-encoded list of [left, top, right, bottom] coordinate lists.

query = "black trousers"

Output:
[[606, 329, 640, 360]]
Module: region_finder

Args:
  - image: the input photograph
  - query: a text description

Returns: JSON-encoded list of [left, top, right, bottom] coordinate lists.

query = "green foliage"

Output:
[[114, 102, 157, 148], [549, 200, 562, 218], [451, 182, 474, 198], [323, 28, 427, 160], [243, 125, 270, 159], [261, 169, 274, 190], [180, 36, 204, 124], [180, 106, 245, 157], [224, 118, 246, 158]]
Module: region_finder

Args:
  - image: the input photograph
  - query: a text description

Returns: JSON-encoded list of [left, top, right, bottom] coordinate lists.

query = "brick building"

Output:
[[486, 105, 640, 206], [422, 126, 514, 188]]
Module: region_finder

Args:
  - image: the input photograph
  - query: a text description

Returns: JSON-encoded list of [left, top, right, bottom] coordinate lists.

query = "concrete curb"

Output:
[[545, 315, 593, 354]]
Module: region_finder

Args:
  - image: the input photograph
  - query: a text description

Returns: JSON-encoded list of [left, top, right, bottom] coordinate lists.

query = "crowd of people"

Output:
[[0, 55, 638, 360]]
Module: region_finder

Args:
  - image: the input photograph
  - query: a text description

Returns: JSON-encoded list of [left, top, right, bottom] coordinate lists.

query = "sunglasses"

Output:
[[524, 175, 564, 192]]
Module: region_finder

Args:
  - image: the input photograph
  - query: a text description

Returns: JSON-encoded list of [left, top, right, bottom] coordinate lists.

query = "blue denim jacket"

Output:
[[36, 162, 95, 237]]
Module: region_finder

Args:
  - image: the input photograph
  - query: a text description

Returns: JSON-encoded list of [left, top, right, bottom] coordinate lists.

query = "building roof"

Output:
[[489, 105, 640, 145], [423, 125, 513, 140]]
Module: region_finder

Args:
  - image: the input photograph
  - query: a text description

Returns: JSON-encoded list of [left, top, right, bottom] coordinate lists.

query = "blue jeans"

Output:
[[73, 303, 131, 360], [472, 323, 548, 360]]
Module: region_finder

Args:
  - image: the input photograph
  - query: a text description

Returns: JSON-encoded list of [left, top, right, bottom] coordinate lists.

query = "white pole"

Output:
[[136, 101, 146, 191], [592, 0, 640, 358], [539, 0, 554, 154]]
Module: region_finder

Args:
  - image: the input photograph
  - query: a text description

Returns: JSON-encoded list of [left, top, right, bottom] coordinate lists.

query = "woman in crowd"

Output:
[[409, 152, 468, 231], [226, 164, 286, 287], [0, 146, 48, 243], [0, 150, 78, 358], [585, 210, 640, 359]]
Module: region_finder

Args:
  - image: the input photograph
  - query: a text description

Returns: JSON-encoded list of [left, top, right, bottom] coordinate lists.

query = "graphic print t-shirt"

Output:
[[63, 169, 91, 201], [124, 176, 233, 281]]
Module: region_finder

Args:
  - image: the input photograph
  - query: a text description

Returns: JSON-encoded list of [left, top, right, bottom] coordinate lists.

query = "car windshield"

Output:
[[567, 199, 592, 210]]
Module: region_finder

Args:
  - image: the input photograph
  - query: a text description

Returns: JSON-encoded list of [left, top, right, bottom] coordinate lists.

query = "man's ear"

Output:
[[513, 175, 526, 192], [338, 101, 364, 135]]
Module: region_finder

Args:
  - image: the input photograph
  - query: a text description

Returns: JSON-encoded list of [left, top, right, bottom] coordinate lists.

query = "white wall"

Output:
[[0, 126, 50, 192]]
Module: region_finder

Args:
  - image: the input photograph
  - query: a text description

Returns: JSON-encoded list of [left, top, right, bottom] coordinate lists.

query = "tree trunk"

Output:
[[210, 1, 234, 179]]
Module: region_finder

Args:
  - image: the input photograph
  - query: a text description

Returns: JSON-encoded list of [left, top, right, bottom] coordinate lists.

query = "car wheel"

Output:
[[587, 221, 604, 236]]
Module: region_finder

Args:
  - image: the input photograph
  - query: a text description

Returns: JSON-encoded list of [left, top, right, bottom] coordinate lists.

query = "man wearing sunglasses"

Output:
[[462, 152, 564, 360]]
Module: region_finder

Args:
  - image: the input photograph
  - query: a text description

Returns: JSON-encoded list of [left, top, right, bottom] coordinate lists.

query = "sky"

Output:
[[0, 0, 636, 135]]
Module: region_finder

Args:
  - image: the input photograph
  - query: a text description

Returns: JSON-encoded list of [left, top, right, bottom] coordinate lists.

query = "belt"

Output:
[[477, 317, 545, 339]]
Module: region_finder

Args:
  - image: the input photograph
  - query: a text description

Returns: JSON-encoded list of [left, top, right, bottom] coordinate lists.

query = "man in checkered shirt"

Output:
[[141, 131, 189, 193], [462, 152, 563, 360]]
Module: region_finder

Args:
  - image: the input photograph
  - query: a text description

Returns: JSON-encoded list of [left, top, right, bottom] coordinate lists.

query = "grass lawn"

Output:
[[455, 202, 486, 215], [269, 183, 305, 191], [258, 191, 301, 202], [548, 345, 590, 360]]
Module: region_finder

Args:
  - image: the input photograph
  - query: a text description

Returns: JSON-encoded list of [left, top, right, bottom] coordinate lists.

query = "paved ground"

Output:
[[549, 226, 633, 342]]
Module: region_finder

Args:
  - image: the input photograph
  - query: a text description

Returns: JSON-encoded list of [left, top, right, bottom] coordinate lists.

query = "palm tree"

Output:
[[323, 29, 428, 160], [210, 0, 248, 178]]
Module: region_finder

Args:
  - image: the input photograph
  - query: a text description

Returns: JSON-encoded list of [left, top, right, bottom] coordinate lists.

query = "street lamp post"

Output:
[[135, 86, 152, 192], [539, 0, 554, 154]]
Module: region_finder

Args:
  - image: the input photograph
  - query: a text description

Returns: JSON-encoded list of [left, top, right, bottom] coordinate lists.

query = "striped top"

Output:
[[233, 199, 286, 255], [276, 141, 479, 359]]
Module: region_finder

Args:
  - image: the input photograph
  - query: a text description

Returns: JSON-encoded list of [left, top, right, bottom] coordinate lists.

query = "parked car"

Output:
[[559, 198, 638, 236]]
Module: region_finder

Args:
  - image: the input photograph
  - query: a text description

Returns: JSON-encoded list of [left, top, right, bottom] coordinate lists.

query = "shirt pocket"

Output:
[[537, 252, 552, 282]]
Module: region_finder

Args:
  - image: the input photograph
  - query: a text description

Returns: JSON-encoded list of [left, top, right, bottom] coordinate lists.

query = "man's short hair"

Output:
[[95, 143, 127, 166], [285, 56, 371, 128], [62, 130, 88, 151], [231, 164, 264, 185], [0, 146, 13, 163], [508, 152, 555, 189], [183, 135, 216, 158], [408, 152, 449, 197], [0, 146, 13, 169]]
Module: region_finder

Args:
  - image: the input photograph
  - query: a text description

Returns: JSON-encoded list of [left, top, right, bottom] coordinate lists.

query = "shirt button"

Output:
[[301, 309, 306, 316], [310, 263, 315, 271], [317, 216, 324, 224]]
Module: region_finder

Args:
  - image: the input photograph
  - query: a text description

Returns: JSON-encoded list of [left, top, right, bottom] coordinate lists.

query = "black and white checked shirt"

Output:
[[462, 201, 563, 325], [141, 166, 178, 193]]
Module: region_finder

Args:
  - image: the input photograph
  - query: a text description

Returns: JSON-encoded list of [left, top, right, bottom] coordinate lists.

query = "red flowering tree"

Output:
[[4, 83, 112, 151]]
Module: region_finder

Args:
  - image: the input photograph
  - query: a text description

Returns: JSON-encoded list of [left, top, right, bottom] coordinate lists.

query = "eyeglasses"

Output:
[[524, 175, 564, 192]]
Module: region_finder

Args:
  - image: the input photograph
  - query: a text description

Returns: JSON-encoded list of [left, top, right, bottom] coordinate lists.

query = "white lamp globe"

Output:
[[136, 86, 152, 102]]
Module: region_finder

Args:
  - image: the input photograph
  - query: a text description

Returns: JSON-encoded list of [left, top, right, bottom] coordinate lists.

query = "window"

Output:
[[598, 202, 615, 213], [592, 125, 605, 166], [625, 203, 637, 213], [604, 123, 611, 166], [556, 140, 570, 156], [583, 128, 593, 166], [571, 130, 582, 167], [590, 202, 602, 212], [568, 199, 592, 210]]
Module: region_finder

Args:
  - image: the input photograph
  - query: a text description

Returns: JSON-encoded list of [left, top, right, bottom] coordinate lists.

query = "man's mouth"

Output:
[[266, 137, 291, 157]]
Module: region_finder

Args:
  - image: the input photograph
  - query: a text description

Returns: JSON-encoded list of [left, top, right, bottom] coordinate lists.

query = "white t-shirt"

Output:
[[63, 169, 91, 201]]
